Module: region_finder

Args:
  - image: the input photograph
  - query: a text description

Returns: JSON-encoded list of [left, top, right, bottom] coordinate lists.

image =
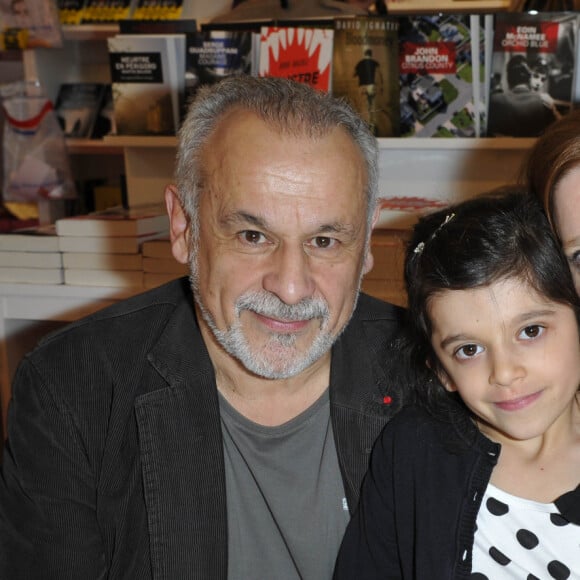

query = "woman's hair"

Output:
[[175, 75, 379, 240], [521, 108, 580, 237], [403, 188, 580, 413]]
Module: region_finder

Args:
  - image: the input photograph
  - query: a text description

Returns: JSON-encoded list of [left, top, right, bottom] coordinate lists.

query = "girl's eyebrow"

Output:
[[439, 334, 472, 350], [438, 308, 559, 350]]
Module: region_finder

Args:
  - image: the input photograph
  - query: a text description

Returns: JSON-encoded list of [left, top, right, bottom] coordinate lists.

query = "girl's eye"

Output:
[[455, 344, 483, 360], [519, 325, 544, 340]]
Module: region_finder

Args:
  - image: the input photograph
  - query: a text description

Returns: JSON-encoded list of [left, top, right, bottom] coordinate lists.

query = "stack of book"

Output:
[[0, 225, 64, 285], [55, 204, 169, 289], [141, 237, 189, 289], [361, 230, 408, 308]]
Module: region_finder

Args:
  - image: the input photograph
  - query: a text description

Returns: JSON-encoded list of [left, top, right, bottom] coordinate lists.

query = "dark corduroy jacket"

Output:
[[0, 278, 405, 580]]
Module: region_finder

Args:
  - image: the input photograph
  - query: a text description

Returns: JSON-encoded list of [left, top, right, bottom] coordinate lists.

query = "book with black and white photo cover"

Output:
[[108, 33, 186, 135], [332, 16, 399, 137], [259, 25, 334, 93], [487, 11, 578, 137], [54, 83, 107, 139], [397, 13, 485, 138], [185, 27, 256, 101]]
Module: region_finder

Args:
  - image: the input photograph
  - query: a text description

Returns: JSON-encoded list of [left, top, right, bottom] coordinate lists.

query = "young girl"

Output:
[[334, 190, 580, 579]]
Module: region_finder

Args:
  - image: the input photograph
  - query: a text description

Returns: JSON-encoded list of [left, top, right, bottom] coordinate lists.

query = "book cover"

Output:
[[0, 224, 60, 252], [332, 16, 399, 137], [259, 26, 334, 93], [185, 28, 256, 101], [55, 204, 169, 237], [0, 0, 63, 49], [0, 250, 62, 269], [108, 34, 186, 135], [91, 84, 116, 139], [62, 252, 142, 271], [487, 11, 578, 137], [58, 232, 165, 254], [54, 83, 107, 139], [398, 13, 483, 138]]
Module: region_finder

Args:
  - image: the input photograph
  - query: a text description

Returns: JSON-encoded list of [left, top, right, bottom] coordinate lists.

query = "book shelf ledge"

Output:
[[65, 138, 124, 155], [62, 24, 119, 41], [103, 135, 178, 148], [376, 137, 536, 151], [385, 0, 510, 13], [101, 135, 535, 152]]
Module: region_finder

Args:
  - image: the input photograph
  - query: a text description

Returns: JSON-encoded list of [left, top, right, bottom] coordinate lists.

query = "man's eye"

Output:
[[455, 344, 483, 360], [569, 251, 580, 270], [312, 236, 336, 249], [240, 230, 265, 244]]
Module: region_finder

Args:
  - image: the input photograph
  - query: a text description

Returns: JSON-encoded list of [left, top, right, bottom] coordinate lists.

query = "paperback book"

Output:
[[186, 28, 257, 100], [398, 13, 485, 138], [56, 204, 169, 238], [108, 33, 186, 135], [131, 0, 183, 21], [64, 268, 143, 288], [58, 0, 85, 25], [0, 267, 63, 285], [81, 0, 132, 23], [0, 224, 60, 252], [487, 11, 578, 137], [332, 16, 399, 137], [58, 232, 165, 254], [54, 83, 107, 139], [259, 26, 334, 92]]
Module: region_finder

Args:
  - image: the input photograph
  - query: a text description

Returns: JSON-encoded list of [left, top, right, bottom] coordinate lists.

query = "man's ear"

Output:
[[164, 184, 189, 265], [362, 204, 382, 275]]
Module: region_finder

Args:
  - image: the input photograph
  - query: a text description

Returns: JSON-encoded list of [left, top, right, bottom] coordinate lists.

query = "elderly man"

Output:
[[0, 76, 405, 579]]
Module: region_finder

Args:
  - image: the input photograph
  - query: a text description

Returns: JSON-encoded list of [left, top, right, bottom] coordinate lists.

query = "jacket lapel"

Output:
[[135, 297, 228, 580]]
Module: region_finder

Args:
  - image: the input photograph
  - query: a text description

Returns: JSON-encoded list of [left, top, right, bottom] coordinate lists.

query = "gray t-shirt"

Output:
[[219, 389, 349, 580]]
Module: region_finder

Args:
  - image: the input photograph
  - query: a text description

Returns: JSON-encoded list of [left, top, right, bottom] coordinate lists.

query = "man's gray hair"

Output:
[[174, 75, 379, 240]]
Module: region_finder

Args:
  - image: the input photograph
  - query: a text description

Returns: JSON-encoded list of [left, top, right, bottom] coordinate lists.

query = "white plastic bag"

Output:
[[1, 80, 76, 202]]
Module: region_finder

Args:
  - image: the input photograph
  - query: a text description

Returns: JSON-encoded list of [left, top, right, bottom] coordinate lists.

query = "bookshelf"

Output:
[[1, 16, 535, 435]]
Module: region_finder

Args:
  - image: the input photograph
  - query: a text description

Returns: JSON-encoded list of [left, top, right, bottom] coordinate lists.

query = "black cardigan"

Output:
[[334, 405, 500, 580]]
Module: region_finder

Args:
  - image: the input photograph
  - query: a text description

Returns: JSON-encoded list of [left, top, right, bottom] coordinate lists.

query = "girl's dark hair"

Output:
[[403, 188, 580, 415]]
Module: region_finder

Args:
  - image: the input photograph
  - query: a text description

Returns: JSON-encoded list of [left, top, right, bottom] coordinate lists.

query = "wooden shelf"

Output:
[[103, 135, 178, 148], [62, 24, 119, 41], [386, 0, 511, 13], [65, 138, 124, 155]]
